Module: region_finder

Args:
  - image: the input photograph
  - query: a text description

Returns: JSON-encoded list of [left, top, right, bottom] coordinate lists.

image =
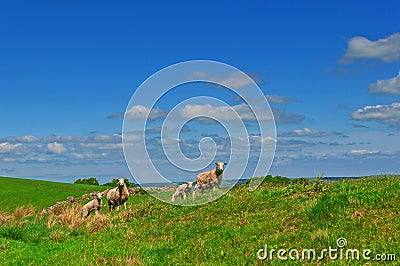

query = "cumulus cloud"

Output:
[[0, 142, 27, 154], [47, 142, 67, 154], [189, 71, 254, 89], [179, 103, 269, 122], [350, 149, 379, 155], [106, 112, 124, 119], [180, 103, 303, 124], [351, 102, 400, 127], [125, 105, 167, 121], [368, 72, 400, 94], [340, 32, 400, 63], [352, 123, 369, 128], [271, 108, 304, 124], [233, 94, 299, 105], [279, 128, 344, 137], [266, 95, 299, 104]]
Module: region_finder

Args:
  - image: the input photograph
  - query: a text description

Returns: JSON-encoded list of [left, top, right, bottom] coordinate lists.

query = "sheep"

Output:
[[106, 178, 129, 210], [81, 192, 105, 218], [171, 182, 194, 202], [196, 179, 219, 194], [193, 162, 226, 199]]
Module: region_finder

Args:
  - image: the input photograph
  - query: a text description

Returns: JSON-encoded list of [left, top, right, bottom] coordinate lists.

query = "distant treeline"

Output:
[[74, 177, 136, 188]]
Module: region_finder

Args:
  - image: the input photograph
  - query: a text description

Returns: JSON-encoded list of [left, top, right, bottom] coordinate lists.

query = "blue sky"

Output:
[[1, 1, 400, 183]]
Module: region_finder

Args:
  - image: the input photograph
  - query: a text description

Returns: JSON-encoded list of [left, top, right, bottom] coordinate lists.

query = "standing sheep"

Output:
[[171, 182, 193, 202], [193, 162, 226, 199], [81, 191, 105, 218], [195, 179, 219, 195], [106, 178, 129, 210]]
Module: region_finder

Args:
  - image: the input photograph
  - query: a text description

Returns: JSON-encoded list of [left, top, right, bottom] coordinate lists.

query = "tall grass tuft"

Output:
[[0, 212, 12, 226], [13, 205, 35, 220], [47, 204, 84, 231]]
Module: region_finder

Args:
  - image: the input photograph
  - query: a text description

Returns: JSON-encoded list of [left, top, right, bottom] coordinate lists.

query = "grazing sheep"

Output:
[[106, 178, 129, 210], [193, 162, 226, 199], [81, 192, 105, 218], [171, 182, 194, 202]]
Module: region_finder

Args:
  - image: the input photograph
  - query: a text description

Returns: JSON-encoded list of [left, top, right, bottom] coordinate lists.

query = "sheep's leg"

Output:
[[192, 186, 198, 200], [183, 193, 187, 200], [123, 202, 127, 210]]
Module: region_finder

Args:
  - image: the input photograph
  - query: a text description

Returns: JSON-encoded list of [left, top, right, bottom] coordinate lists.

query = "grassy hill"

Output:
[[0, 175, 399, 265], [0, 176, 103, 212]]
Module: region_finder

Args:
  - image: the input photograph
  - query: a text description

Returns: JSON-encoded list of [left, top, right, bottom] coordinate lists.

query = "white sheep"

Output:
[[106, 178, 129, 210], [81, 191, 105, 218], [193, 162, 226, 199], [195, 179, 219, 194], [171, 182, 193, 202]]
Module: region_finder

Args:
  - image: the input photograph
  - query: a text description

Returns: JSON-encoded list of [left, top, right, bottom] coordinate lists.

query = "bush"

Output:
[[74, 178, 99, 186], [245, 175, 291, 186]]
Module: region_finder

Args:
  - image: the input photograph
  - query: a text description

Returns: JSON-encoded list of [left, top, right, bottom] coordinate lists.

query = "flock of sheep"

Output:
[[81, 162, 226, 217], [172, 162, 226, 202]]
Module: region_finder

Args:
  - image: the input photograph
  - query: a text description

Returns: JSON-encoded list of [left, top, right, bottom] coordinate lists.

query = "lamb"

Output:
[[81, 191, 105, 218], [106, 178, 129, 210], [171, 182, 194, 202], [193, 162, 226, 199], [196, 179, 219, 194]]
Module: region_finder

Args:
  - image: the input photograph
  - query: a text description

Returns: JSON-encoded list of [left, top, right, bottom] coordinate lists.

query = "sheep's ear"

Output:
[[215, 162, 218, 165], [224, 163, 227, 165]]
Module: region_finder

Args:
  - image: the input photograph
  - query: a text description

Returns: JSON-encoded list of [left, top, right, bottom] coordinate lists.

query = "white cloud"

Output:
[[280, 128, 344, 137], [266, 95, 299, 104], [190, 71, 254, 89], [47, 142, 67, 154], [368, 72, 400, 94], [0, 142, 26, 154], [79, 143, 123, 150], [351, 102, 400, 126], [179, 103, 303, 124], [125, 105, 167, 121], [180, 103, 273, 122], [271, 108, 304, 124], [340, 32, 400, 63], [350, 149, 379, 155]]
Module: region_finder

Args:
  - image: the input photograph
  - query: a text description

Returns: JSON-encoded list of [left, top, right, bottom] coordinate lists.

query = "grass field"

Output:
[[0, 175, 399, 265], [0, 177, 103, 212]]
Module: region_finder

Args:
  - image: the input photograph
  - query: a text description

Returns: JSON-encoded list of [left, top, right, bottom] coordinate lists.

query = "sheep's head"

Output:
[[215, 162, 226, 174], [186, 181, 194, 187], [117, 178, 126, 188], [92, 192, 104, 200]]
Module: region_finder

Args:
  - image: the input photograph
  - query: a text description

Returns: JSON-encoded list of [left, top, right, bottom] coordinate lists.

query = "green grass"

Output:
[[0, 176, 103, 212], [0, 175, 399, 265]]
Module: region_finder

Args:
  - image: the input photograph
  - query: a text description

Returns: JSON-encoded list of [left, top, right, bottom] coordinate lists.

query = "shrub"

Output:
[[74, 177, 99, 186], [246, 175, 291, 186]]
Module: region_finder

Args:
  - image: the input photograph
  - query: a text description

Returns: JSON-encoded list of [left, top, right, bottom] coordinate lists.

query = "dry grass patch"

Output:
[[46, 204, 84, 231], [0, 212, 12, 226], [13, 205, 35, 220], [85, 214, 111, 234]]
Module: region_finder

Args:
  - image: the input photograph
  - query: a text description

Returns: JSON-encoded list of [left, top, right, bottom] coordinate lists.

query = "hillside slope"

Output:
[[0, 176, 399, 265], [0, 176, 102, 212]]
